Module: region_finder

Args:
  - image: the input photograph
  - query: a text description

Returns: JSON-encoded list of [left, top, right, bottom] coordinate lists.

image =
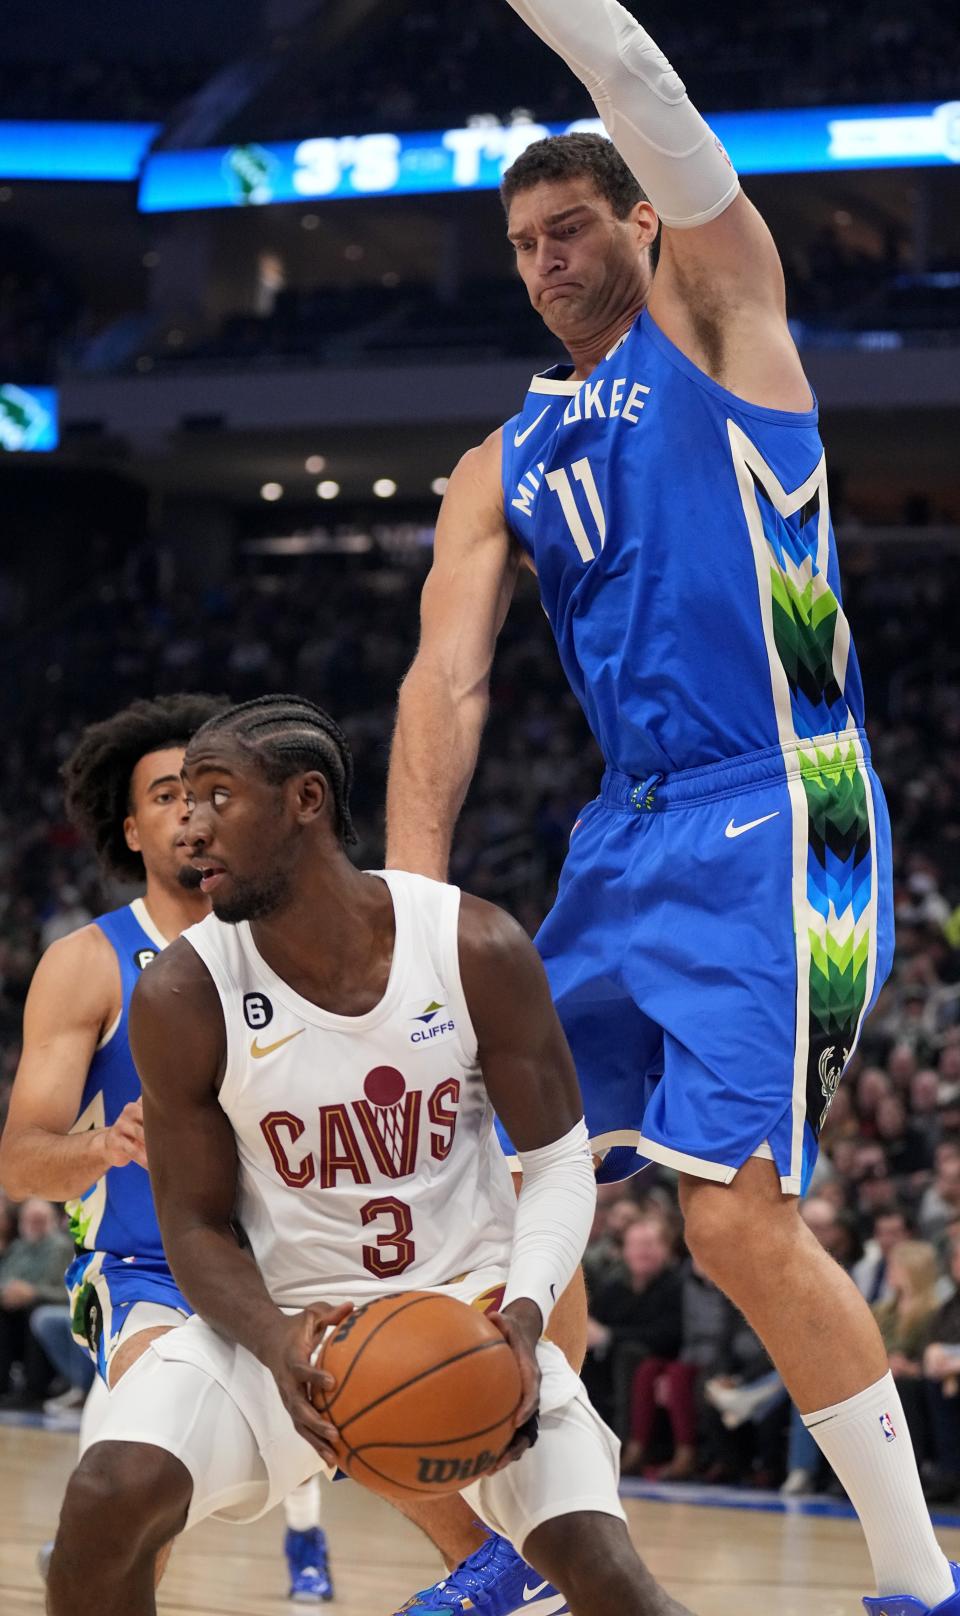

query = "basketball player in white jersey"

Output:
[[0, 694, 335, 1603], [45, 695, 695, 1616]]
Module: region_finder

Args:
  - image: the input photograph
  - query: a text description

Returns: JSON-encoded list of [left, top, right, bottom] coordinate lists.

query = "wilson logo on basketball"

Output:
[[415, 1451, 498, 1486], [259, 1068, 462, 1188]]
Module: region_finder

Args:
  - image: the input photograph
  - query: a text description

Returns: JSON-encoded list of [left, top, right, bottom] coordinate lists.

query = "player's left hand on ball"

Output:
[[489, 1301, 542, 1470], [265, 1301, 353, 1463]]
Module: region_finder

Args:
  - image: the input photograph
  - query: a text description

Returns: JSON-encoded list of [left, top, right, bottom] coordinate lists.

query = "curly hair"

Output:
[[62, 693, 229, 881], [188, 694, 357, 846], [501, 131, 645, 219]]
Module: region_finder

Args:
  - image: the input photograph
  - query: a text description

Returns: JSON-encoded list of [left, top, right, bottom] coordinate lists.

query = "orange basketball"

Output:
[[313, 1292, 523, 1502]]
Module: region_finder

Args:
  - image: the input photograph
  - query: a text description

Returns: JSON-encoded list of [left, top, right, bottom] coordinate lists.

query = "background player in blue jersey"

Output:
[[0, 693, 335, 1604], [386, 3, 960, 1615]]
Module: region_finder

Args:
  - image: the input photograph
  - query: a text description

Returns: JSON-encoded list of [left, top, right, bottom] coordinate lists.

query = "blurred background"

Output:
[[0, 0, 958, 1496]]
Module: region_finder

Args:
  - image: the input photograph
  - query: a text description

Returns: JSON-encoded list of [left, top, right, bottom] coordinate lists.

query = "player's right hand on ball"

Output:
[[488, 1299, 542, 1471], [102, 1098, 148, 1170], [264, 1303, 354, 1464]]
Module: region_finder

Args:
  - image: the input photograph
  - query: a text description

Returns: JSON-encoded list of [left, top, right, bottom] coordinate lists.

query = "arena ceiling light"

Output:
[[316, 480, 340, 500], [431, 477, 450, 497], [305, 455, 326, 474], [260, 481, 283, 502], [373, 479, 398, 499]]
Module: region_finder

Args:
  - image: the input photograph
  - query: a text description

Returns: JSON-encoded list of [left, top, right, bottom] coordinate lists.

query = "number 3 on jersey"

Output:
[[546, 457, 606, 562], [361, 1196, 415, 1278]]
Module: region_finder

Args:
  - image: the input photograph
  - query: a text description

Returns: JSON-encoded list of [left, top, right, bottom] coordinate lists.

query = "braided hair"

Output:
[[62, 692, 230, 881], [190, 695, 357, 845]]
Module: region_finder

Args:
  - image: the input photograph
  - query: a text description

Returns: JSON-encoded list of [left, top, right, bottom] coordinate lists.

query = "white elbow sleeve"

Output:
[[504, 0, 740, 228], [502, 1119, 596, 1331]]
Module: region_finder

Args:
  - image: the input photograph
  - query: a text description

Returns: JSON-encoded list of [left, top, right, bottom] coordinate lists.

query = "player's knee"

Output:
[[683, 1180, 797, 1287], [682, 1190, 760, 1284], [56, 1442, 191, 1564]]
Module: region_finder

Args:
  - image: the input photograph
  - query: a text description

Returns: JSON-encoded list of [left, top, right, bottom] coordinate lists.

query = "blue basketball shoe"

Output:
[[864, 1563, 960, 1615], [285, 1526, 334, 1603], [395, 1531, 568, 1614]]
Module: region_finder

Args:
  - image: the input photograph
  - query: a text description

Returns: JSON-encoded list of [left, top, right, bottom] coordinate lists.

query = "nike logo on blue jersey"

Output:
[[725, 812, 780, 839], [514, 407, 551, 448]]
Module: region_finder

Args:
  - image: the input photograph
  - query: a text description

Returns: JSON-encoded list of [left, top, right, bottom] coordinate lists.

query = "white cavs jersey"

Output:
[[182, 870, 518, 1310]]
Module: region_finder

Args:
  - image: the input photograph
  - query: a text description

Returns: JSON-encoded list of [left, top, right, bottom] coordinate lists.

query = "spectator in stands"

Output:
[[876, 1092, 934, 1177], [880, 1234, 960, 1501], [874, 1240, 942, 1386], [701, 1313, 783, 1488], [621, 1261, 731, 1481], [0, 1198, 73, 1408], [854, 1208, 914, 1305], [29, 1304, 95, 1418], [855, 1167, 901, 1240], [582, 1191, 646, 1295], [583, 1217, 683, 1438], [912, 1068, 945, 1155], [857, 1066, 893, 1135], [888, 1043, 920, 1092], [918, 1153, 960, 1250]]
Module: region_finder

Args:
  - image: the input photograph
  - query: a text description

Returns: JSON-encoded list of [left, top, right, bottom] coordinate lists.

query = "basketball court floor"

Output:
[[2, 1420, 959, 1614]]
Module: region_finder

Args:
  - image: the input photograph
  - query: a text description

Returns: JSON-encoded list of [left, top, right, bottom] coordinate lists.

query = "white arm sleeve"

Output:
[[502, 1119, 596, 1331], [503, 0, 740, 228]]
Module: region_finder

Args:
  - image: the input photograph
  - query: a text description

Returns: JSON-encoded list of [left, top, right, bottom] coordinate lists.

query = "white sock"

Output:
[[803, 1372, 953, 1605], [283, 1475, 322, 1533]]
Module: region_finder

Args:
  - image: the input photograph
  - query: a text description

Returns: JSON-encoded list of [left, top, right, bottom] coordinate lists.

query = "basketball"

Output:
[[313, 1292, 523, 1502]]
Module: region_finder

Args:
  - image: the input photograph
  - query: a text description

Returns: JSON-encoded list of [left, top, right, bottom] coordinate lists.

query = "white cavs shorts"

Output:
[[84, 1290, 625, 1548]]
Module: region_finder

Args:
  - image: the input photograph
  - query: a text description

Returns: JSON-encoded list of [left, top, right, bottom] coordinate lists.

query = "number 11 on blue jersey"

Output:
[[545, 458, 606, 561]]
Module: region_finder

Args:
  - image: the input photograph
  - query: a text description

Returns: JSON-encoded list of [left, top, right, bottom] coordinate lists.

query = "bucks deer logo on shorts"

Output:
[[817, 1045, 848, 1131]]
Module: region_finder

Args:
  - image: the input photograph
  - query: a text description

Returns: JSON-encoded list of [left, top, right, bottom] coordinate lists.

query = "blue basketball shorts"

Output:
[[67, 1250, 192, 1382], [500, 731, 894, 1196]]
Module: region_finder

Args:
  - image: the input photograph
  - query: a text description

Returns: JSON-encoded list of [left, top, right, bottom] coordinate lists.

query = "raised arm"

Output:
[[502, 0, 812, 409], [0, 927, 146, 1202], [131, 943, 346, 1461], [386, 429, 521, 879]]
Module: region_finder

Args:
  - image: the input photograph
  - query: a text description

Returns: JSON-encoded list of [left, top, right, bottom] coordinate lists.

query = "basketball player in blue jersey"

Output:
[[0, 693, 335, 1604], [387, 4, 959, 1615]]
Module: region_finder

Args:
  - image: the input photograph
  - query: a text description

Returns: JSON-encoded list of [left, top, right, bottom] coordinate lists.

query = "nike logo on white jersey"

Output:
[[724, 812, 780, 839], [522, 1583, 567, 1612], [514, 407, 551, 448], [250, 1029, 305, 1058]]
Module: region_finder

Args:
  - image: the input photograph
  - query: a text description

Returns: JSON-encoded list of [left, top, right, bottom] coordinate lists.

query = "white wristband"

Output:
[[502, 1118, 596, 1330], [503, 0, 740, 228]]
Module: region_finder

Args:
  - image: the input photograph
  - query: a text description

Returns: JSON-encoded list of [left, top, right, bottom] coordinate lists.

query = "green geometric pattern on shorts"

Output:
[[797, 740, 873, 1130]]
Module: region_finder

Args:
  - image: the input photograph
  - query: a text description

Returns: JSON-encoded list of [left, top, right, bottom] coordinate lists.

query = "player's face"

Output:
[[179, 744, 301, 925], [124, 748, 195, 889], [507, 178, 652, 340]]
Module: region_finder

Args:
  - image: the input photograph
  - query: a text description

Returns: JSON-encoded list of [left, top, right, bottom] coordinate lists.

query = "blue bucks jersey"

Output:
[[501, 310, 865, 777], [66, 902, 165, 1262]]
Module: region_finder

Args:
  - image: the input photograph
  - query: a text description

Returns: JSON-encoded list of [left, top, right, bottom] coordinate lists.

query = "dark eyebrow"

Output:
[[146, 774, 181, 794], [507, 204, 591, 243], [181, 762, 236, 782]]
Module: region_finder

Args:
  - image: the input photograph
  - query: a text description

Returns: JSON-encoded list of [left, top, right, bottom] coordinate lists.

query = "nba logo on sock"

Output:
[[879, 1411, 897, 1443]]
